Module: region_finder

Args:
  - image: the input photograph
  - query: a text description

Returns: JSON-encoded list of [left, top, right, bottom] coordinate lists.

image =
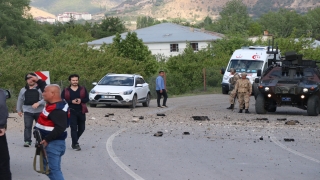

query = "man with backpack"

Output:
[[17, 73, 47, 147]]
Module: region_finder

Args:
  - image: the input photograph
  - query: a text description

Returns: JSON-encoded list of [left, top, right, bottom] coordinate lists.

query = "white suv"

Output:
[[89, 74, 151, 108]]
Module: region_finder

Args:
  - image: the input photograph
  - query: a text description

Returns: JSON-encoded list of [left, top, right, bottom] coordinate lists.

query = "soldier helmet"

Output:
[[241, 73, 247, 77], [230, 68, 236, 73]]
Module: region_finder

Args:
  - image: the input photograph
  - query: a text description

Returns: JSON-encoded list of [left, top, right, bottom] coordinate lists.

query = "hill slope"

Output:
[[27, 6, 56, 18], [30, 0, 320, 20]]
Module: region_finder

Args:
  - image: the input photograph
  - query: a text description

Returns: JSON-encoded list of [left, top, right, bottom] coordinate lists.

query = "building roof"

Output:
[[87, 23, 224, 45]]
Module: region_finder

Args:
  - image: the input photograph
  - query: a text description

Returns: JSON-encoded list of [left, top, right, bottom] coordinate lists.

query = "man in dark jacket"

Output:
[[0, 89, 11, 180], [61, 74, 88, 151]]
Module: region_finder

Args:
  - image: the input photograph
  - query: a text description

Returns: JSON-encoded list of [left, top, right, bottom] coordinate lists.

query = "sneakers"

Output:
[[24, 141, 31, 147], [71, 143, 81, 151]]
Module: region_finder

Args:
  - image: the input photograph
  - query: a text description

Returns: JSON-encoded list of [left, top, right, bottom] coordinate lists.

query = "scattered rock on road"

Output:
[[285, 120, 299, 125]]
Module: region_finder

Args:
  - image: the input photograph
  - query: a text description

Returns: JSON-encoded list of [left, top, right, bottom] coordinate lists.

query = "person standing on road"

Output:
[[156, 71, 168, 108], [227, 68, 240, 110], [0, 89, 11, 180], [61, 74, 88, 151], [34, 85, 69, 180], [16, 73, 47, 147], [234, 73, 252, 113]]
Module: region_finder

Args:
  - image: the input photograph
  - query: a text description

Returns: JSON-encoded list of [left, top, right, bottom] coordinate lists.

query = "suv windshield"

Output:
[[228, 59, 263, 73], [98, 76, 134, 86]]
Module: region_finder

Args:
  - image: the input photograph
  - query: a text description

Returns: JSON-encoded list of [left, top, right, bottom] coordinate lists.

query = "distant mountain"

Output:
[[30, 0, 320, 19], [30, 0, 126, 15], [27, 6, 56, 18]]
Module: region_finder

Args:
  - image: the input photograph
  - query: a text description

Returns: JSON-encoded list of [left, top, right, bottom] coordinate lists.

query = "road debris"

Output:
[[259, 136, 263, 140], [284, 138, 295, 142], [157, 113, 166, 116], [277, 118, 287, 121], [285, 120, 300, 125], [192, 116, 210, 121], [256, 118, 268, 120], [154, 131, 163, 137], [131, 117, 139, 123], [183, 132, 190, 135], [133, 116, 144, 119]]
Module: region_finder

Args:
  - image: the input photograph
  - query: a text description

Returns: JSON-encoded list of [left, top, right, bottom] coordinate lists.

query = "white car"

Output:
[[89, 74, 151, 108]]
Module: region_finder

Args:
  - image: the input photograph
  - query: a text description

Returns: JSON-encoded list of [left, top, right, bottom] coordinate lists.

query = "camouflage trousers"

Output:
[[229, 90, 237, 104], [237, 92, 250, 109]]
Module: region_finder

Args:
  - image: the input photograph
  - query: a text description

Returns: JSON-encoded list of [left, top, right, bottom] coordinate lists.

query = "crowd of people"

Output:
[[0, 71, 169, 180], [0, 73, 90, 180]]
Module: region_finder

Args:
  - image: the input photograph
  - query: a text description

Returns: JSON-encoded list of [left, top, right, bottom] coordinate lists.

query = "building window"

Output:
[[190, 43, 199, 51], [170, 44, 179, 52]]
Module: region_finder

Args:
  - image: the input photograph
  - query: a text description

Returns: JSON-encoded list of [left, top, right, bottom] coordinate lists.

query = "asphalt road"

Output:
[[6, 94, 320, 180]]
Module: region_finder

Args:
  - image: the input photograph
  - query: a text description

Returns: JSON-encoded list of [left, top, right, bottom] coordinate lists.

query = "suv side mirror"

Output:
[[136, 84, 143, 87], [254, 78, 260, 84], [5, 90, 11, 99], [257, 69, 262, 77], [220, 68, 225, 75], [92, 82, 97, 86]]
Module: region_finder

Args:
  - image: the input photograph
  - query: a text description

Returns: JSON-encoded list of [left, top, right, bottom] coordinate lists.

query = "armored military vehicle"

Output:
[[255, 51, 320, 116]]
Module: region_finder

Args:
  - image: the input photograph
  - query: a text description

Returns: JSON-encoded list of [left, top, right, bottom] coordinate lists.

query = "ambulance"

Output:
[[220, 46, 281, 95]]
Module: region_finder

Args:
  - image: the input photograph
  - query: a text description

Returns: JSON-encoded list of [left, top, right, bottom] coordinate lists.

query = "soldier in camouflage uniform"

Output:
[[227, 68, 240, 109], [234, 73, 252, 113]]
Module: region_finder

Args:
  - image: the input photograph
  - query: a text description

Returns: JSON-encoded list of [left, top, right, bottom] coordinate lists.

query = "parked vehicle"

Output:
[[89, 74, 151, 108], [255, 51, 320, 116], [220, 45, 281, 96]]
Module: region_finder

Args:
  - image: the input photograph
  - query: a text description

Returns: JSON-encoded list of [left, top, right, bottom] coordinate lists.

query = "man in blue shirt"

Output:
[[156, 71, 168, 108]]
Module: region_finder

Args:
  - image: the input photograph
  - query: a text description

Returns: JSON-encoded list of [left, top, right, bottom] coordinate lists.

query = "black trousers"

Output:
[[0, 134, 11, 180], [70, 109, 86, 145], [156, 89, 168, 107]]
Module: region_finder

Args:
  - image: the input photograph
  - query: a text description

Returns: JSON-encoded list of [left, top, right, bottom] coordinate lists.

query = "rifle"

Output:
[[33, 128, 50, 174]]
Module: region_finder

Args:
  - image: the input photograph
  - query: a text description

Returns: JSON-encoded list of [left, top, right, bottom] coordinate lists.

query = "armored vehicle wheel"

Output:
[[307, 95, 320, 116], [267, 106, 277, 112], [253, 83, 260, 100], [255, 94, 267, 114]]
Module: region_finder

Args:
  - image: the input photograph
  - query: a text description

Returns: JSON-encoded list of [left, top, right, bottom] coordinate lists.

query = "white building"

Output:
[[57, 12, 92, 22], [34, 16, 56, 24], [87, 23, 224, 58]]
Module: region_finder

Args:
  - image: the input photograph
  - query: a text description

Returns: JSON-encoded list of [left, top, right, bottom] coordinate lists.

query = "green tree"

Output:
[[305, 7, 320, 39], [91, 16, 127, 39], [258, 8, 306, 38], [203, 16, 212, 26], [211, 0, 251, 35], [165, 44, 217, 94], [211, 35, 255, 66], [106, 32, 158, 77], [248, 22, 263, 36], [0, 0, 34, 46], [136, 16, 160, 29]]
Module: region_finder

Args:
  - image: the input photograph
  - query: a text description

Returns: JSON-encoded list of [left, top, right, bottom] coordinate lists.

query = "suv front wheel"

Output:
[[142, 94, 150, 107], [130, 95, 137, 108]]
